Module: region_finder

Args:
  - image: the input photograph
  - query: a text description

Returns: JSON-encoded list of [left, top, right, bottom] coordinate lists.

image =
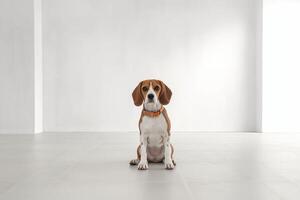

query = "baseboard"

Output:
[[42, 131, 259, 134], [0, 129, 42, 134], [0, 129, 34, 134]]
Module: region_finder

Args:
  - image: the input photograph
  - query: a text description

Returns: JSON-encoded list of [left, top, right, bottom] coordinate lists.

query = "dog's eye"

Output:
[[154, 86, 160, 91], [142, 86, 148, 92]]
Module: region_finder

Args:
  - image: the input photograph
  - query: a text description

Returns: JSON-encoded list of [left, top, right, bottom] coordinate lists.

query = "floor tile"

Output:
[[1, 132, 300, 200], [188, 181, 280, 200]]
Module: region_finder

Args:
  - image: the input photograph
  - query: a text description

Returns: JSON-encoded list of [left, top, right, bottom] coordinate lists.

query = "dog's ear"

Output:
[[132, 81, 143, 106], [159, 80, 172, 105]]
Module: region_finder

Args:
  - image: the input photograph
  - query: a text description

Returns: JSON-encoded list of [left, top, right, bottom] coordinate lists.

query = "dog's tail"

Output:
[[129, 145, 141, 165], [129, 159, 139, 165]]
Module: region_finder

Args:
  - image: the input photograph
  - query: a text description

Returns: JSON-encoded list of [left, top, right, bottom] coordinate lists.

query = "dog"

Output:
[[129, 79, 175, 170]]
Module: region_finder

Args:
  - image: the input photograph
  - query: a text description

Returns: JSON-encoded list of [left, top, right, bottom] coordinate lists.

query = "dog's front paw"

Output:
[[137, 161, 148, 170], [165, 161, 175, 170]]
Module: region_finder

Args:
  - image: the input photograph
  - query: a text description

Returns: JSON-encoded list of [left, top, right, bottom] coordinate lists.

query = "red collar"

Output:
[[142, 106, 164, 117]]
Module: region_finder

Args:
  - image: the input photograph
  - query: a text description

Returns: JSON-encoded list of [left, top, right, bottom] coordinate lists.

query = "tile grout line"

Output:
[[177, 170, 196, 200]]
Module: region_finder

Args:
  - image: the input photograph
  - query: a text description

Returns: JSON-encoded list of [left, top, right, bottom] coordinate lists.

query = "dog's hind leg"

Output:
[[171, 143, 176, 166], [129, 145, 141, 165]]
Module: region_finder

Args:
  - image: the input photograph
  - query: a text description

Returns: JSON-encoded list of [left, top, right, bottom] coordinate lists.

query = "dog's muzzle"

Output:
[[147, 93, 154, 101]]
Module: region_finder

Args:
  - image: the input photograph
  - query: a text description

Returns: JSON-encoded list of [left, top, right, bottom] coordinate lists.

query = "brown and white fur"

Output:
[[130, 79, 175, 170]]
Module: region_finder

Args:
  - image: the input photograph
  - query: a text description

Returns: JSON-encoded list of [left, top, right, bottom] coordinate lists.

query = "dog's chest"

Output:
[[140, 114, 168, 144]]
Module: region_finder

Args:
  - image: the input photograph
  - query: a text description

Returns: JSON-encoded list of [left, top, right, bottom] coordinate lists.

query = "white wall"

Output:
[[0, 0, 42, 134], [0, 0, 35, 133], [262, 0, 300, 132], [43, 0, 261, 132], [34, 0, 43, 133]]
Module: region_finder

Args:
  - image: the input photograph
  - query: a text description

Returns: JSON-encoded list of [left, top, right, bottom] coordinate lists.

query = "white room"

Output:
[[0, 0, 300, 199]]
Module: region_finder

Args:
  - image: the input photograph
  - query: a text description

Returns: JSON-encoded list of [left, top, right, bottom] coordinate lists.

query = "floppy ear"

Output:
[[132, 82, 143, 106], [159, 81, 172, 105]]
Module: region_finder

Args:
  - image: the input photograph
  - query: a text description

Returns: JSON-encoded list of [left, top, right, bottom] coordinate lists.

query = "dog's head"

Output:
[[132, 79, 172, 111]]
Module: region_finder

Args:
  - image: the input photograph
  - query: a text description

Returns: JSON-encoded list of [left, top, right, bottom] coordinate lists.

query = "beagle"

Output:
[[130, 79, 175, 170]]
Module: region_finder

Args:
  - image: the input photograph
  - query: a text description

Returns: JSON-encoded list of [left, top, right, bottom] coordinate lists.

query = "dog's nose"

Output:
[[148, 93, 154, 100]]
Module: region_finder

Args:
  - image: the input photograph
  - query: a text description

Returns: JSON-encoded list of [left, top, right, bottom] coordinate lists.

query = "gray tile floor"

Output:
[[0, 132, 300, 200]]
